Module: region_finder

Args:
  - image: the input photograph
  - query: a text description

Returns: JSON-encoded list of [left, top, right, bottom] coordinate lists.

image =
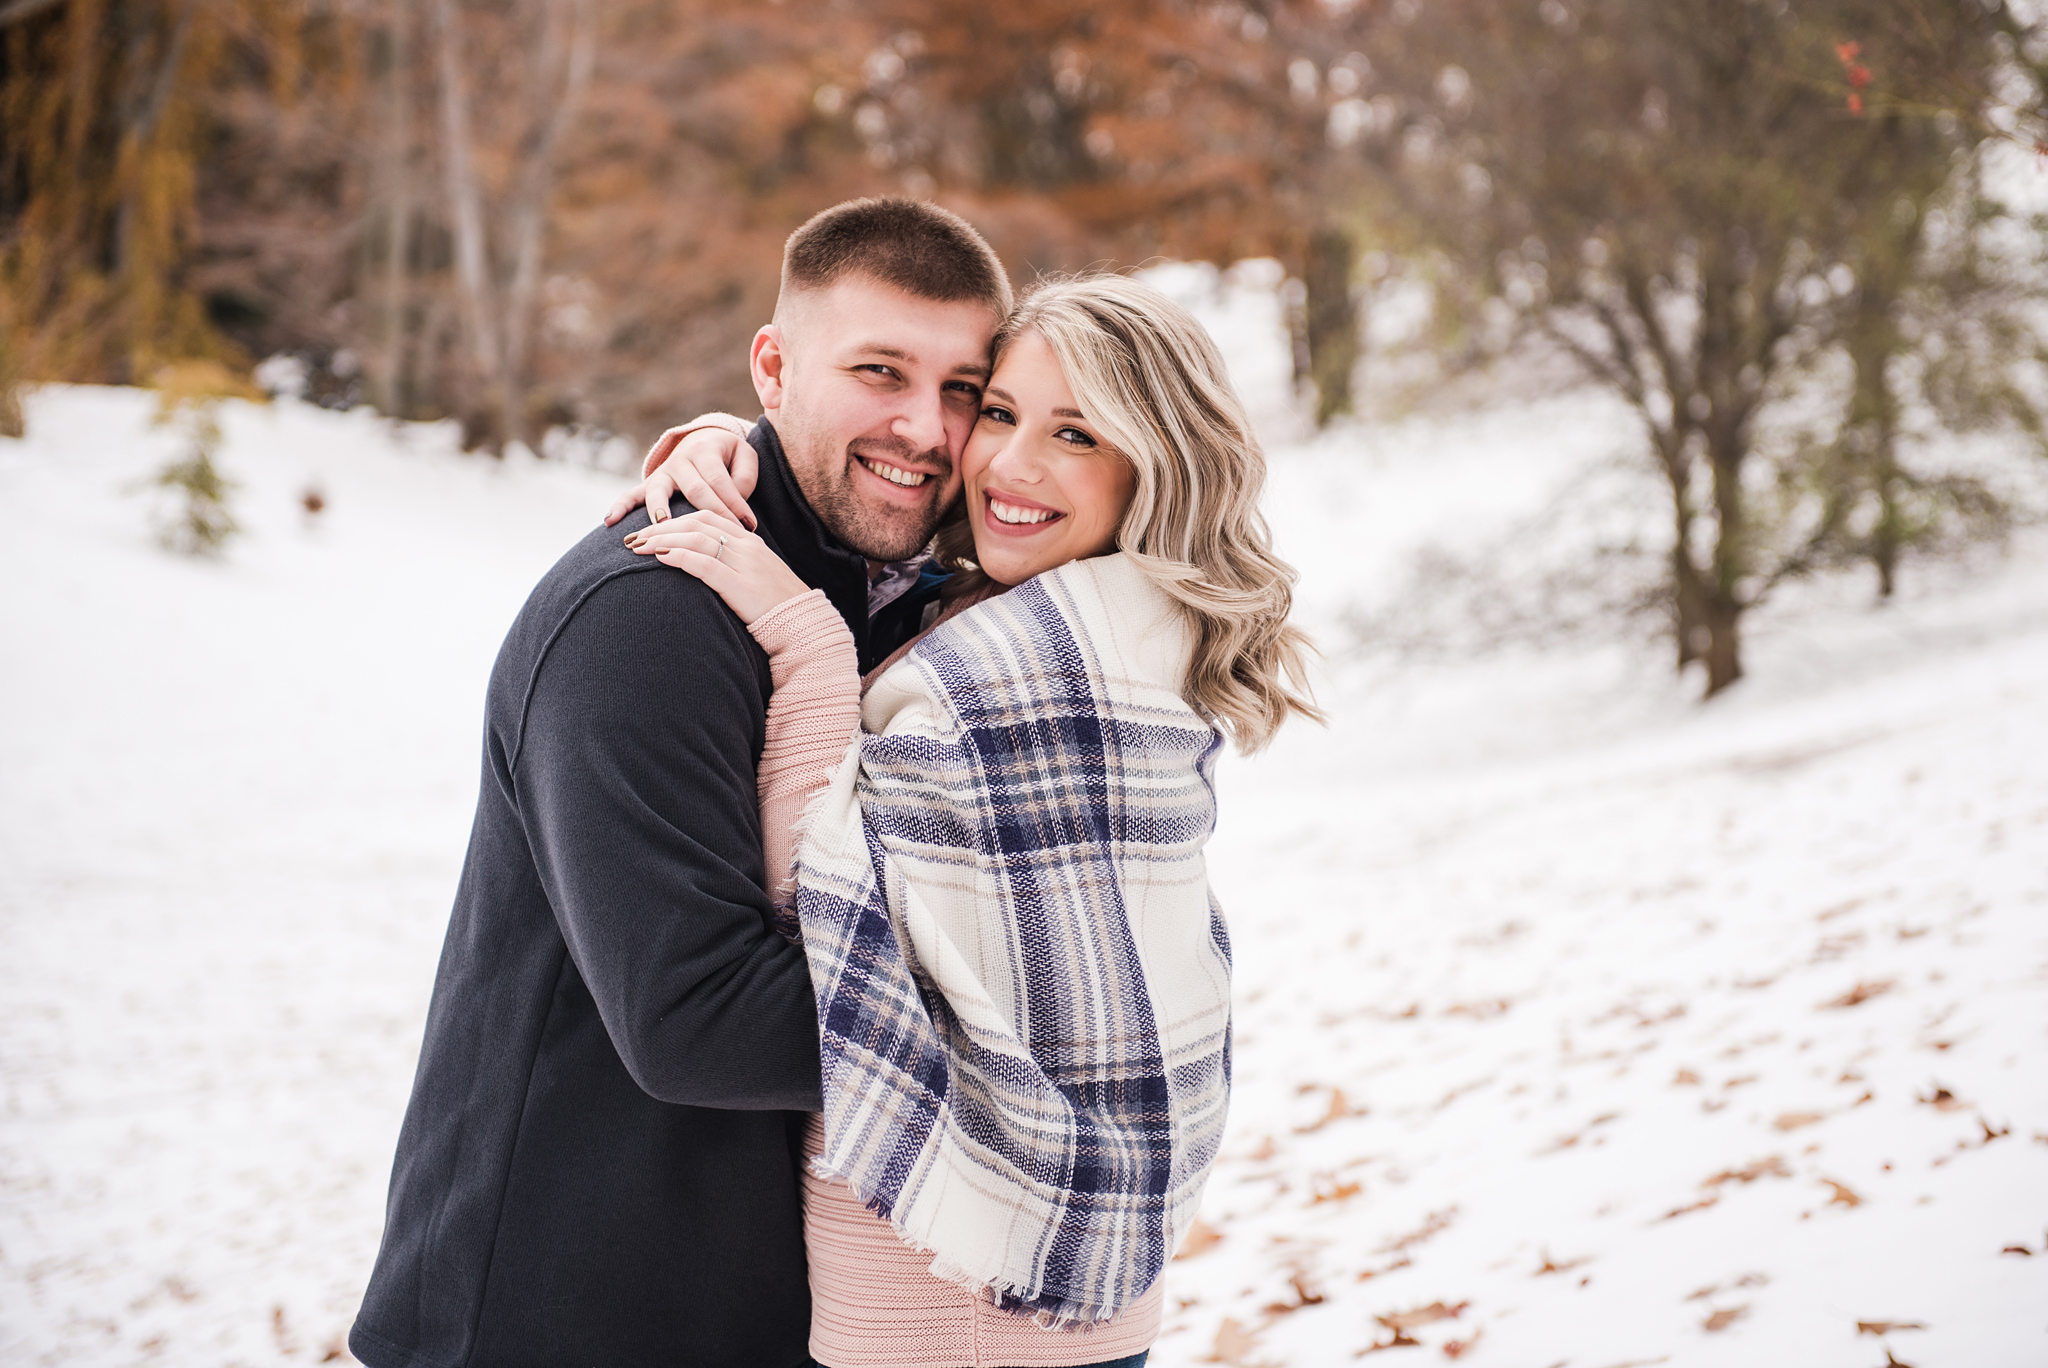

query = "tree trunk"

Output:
[[1872, 452, 1904, 600], [1304, 228, 1358, 426], [1846, 269, 1909, 602], [431, 0, 511, 451], [369, 1, 416, 418], [501, 0, 593, 389], [1700, 591, 1743, 696], [1698, 422, 1750, 696], [1280, 277, 1311, 395], [1673, 552, 1706, 669]]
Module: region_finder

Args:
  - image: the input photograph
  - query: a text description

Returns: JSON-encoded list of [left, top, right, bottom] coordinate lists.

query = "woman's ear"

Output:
[[750, 325, 788, 415]]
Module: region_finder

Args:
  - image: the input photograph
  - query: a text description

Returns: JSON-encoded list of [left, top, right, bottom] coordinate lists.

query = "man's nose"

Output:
[[892, 385, 948, 459]]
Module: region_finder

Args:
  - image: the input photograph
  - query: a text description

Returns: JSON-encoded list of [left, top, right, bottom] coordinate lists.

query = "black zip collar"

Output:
[[744, 418, 899, 673]]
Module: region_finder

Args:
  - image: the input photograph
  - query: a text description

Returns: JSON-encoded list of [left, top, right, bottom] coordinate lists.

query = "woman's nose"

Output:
[[986, 430, 1041, 482]]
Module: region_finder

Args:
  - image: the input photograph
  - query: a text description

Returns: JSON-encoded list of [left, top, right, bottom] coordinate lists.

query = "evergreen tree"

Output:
[[142, 360, 258, 558]]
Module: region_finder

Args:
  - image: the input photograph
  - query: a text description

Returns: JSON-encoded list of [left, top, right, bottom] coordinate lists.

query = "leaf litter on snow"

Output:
[[5, 287, 2047, 1367], [1149, 334, 2048, 1363]]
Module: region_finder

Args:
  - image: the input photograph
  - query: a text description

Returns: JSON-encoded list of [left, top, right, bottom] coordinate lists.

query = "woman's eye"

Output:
[[1056, 426, 1096, 448], [980, 405, 1016, 425]]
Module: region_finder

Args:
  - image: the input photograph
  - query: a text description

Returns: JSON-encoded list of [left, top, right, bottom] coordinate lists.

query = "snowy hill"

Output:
[[2, 309, 2044, 1366]]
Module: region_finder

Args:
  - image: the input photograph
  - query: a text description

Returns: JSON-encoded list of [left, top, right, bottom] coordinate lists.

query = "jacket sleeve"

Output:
[[511, 564, 823, 1111]]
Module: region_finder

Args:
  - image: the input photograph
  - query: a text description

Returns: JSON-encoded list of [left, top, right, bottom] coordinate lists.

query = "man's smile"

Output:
[[857, 454, 932, 488]]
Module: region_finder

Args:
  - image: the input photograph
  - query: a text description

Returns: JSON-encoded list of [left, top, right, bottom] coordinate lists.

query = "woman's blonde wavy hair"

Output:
[[933, 273, 1323, 753]]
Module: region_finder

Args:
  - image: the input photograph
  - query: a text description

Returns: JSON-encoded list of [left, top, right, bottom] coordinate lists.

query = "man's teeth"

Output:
[[862, 458, 928, 487], [990, 498, 1057, 525]]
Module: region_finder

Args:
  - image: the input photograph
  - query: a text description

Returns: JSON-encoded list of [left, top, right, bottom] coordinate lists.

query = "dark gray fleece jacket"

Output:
[[350, 421, 942, 1368]]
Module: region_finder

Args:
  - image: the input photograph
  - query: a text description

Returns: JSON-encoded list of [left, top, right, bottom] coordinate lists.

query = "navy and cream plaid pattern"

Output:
[[795, 553, 1233, 1326]]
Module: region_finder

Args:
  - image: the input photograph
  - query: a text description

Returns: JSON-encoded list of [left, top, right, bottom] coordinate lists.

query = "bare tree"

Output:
[[1346, 0, 2039, 694], [431, 0, 594, 450]]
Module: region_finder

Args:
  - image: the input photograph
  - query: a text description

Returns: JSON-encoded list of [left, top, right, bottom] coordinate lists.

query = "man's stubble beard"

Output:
[[778, 403, 958, 564]]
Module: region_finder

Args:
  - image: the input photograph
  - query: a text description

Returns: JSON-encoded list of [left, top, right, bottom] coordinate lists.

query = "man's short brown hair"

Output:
[[779, 198, 1013, 321]]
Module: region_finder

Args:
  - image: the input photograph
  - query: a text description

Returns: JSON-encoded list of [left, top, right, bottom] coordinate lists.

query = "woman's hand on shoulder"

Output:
[[625, 510, 810, 625], [602, 424, 759, 529]]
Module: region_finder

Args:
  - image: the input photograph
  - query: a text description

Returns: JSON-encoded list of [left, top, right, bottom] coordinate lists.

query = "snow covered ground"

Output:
[[2, 285, 2044, 1368]]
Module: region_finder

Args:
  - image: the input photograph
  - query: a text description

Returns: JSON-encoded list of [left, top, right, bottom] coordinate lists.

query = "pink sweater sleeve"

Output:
[[745, 589, 861, 908], [642, 413, 753, 479]]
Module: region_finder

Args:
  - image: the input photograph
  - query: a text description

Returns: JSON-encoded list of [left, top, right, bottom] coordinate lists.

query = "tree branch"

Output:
[[0, 0, 63, 30]]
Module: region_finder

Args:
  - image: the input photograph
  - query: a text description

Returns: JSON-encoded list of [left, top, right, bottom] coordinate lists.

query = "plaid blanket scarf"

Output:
[[794, 552, 1233, 1327]]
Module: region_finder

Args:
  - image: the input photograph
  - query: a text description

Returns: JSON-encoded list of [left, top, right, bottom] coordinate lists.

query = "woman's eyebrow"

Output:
[[980, 389, 1087, 422]]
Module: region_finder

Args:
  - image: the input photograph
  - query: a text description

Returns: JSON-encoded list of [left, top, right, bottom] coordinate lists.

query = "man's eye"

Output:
[[944, 381, 984, 401], [857, 364, 899, 379], [980, 405, 1016, 425]]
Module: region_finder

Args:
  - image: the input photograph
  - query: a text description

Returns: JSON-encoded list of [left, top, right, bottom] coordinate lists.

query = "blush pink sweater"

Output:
[[746, 589, 1164, 1368]]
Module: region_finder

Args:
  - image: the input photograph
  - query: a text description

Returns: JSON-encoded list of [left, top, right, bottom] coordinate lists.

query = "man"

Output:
[[349, 199, 1012, 1368]]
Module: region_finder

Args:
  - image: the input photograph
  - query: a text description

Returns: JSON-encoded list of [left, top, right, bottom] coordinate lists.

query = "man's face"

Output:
[[753, 276, 997, 565]]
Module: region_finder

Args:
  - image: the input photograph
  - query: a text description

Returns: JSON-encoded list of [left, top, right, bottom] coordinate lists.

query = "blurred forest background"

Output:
[[3, 0, 2046, 693]]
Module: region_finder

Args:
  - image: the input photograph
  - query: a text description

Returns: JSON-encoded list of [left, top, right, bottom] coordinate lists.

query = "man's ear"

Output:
[[750, 325, 787, 415]]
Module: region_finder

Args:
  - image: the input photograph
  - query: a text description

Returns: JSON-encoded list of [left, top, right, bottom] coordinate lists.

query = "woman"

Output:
[[618, 275, 1318, 1368]]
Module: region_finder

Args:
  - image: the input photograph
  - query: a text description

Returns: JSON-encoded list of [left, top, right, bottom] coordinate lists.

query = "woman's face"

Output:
[[962, 330, 1138, 587]]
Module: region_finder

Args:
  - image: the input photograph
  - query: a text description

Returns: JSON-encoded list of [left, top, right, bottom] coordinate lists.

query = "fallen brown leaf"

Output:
[[1355, 1255, 1413, 1282], [1821, 1177, 1865, 1208], [1820, 979, 1895, 1009], [1443, 1328, 1483, 1359], [1296, 1088, 1369, 1134], [1673, 1069, 1702, 1086], [1209, 1316, 1262, 1365], [1376, 1208, 1457, 1255], [1704, 1155, 1792, 1187], [1310, 1172, 1363, 1204], [1774, 1112, 1826, 1131], [1535, 1249, 1589, 1276], [1445, 998, 1510, 1019], [1690, 1272, 1771, 1299], [1354, 1331, 1422, 1356], [1657, 1196, 1719, 1222], [1918, 1086, 1967, 1112], [1856, 1321, 1928, 1335], [1376, 1300, 1469, 1333], [2001, 1244, 2033, 1256], [1263, 1272, 1326, 1316], [1702, 1305, 1748, 1332], [1177, 1219, 1223, 1260]]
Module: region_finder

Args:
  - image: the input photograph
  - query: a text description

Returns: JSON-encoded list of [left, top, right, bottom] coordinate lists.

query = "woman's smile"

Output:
[[981, 487, 1065, 533]]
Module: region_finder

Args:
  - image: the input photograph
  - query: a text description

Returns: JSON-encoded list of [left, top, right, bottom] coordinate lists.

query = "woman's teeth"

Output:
[[862, 457, 928, 487], [990, 497, 1058, 525]]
